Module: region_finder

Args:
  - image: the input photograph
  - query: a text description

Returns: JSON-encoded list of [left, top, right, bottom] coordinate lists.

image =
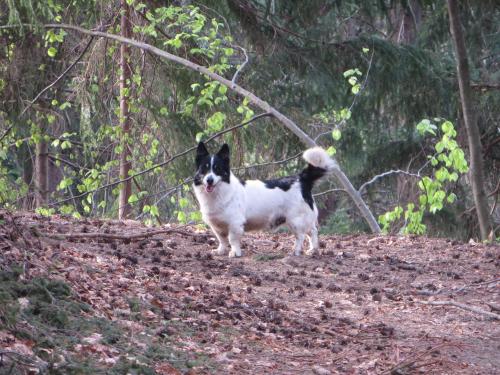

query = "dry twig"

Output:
[[418, 300, 500, 320], [46, 227, 209, 241]]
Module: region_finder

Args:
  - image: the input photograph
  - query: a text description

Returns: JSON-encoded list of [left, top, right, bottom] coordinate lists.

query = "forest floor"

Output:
[[0, 211, 499, 374]]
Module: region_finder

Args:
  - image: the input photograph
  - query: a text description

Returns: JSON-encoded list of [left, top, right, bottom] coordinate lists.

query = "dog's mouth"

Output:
[[205, 184, 215, 193]]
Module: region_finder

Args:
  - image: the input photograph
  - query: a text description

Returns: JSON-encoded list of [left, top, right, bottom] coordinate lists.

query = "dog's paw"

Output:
[[228, 249, 242, 258], [305, 248, 318, 256], [212, 247, 226, 256]]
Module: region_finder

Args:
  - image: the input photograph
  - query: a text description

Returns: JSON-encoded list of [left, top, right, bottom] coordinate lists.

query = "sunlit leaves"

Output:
[[379, 119, 468, 235]]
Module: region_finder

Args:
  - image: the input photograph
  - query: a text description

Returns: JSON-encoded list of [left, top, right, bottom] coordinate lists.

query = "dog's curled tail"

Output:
[[303, 147, 338, 171]]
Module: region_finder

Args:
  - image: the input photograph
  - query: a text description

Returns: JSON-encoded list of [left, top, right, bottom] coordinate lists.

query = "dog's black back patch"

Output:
[[263, 176, 297, 191]]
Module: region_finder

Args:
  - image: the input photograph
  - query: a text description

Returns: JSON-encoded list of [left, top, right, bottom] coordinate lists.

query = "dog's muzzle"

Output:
[[205, 176, 215, 193]]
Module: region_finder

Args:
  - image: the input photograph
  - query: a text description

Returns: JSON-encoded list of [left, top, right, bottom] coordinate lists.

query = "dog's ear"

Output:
[[217, 144, 230, 160], [196, 142, 209, 167]]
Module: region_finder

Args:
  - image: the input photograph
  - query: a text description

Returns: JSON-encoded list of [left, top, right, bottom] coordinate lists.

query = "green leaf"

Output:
[[441, 120, 456, 136], [207, 112, 226, 131], [61, 140, 70, 150], [326, 146, 336, 156], [218, 85, 227, 95], [195, 132, 204, 142], [343, 69, 355, 77], [416, 119, 437, 136], [179, 197, 189, 209], [177, 211, 186, 223], [59, 102, 71, 110], [47, 47, 57, 57], [348, 76, 358, 86], [362, 47, 369, 54], [150, 205, 159, 217], [339, 108, 351, 120], [447, 193, 457, 203], [331, 129, 341, 141]]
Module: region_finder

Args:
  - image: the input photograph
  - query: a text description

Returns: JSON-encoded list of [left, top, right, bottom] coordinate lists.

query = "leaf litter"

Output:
[[0, 211, 498, 374]]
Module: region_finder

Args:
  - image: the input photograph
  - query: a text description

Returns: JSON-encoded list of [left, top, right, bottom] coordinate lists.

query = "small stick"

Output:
[[418, 300, 500, 320], [486, 302, 500, 313]]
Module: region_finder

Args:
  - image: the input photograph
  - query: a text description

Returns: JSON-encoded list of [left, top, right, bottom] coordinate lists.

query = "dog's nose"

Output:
[[206, 176, 214, 185]]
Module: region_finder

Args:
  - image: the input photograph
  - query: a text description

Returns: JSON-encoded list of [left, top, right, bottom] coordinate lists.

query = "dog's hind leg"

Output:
[[305, 224, 319, 256], [228, 224, 244, 258]]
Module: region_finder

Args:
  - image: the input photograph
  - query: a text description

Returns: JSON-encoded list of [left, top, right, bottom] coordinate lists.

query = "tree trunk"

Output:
[[35, 140, 48, 207], [447, 0, 492, 240], [46, 23, 382, 233], [118, 0, 132, 220]]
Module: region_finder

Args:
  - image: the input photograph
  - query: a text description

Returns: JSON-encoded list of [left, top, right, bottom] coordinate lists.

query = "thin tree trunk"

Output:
[[35, 140, 48, 207], [45, 23, 381, 233], [447, 0, 492, 240], [118, 0, 132, 220]]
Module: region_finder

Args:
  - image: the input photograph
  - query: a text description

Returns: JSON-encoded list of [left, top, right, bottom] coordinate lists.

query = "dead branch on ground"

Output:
[[418, 300, 500, 320]]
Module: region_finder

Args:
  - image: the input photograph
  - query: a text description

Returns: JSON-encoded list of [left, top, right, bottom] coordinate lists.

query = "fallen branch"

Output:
[[46, 227, 208, 241], [418, 300, 500, 320], [486, 302, 500, 313]]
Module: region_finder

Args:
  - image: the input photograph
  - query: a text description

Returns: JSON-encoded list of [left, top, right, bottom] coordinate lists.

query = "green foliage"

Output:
[[379, 119, 469, 235], [0, 1, 498, 239]]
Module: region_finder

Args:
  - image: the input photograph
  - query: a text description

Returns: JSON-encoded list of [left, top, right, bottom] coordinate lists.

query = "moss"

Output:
[[254, 253, 284, 261], [0, 265, 215, 373], [0, 289, 18, 328]]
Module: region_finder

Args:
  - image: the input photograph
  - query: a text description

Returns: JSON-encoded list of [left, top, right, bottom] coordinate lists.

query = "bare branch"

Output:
[[231, 46, 249, 85], [358, 169, 421, 194], [313, 188, 347, 198]]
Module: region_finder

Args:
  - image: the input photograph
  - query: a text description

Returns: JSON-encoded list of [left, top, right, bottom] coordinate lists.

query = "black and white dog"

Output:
[[193, 142, 336, 257]]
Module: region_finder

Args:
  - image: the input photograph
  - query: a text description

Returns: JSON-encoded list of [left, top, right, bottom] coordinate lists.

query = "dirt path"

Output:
[[1, 212, 499, 374]]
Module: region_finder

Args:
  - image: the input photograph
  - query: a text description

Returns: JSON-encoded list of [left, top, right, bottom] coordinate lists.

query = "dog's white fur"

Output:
[[194, 147, 335, 257]]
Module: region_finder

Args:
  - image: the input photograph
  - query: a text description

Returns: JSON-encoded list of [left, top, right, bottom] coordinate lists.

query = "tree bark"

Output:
[[447, 0, 492, 240], [35, 140, 48, 207], [118, 0, 132, 220], [45, 23, 381, 233]]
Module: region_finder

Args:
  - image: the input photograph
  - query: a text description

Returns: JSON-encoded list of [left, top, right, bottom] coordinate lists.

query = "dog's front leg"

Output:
[[228, 225, 244, 258], [211, 228, 230, 255], [293, 232, 305, 256]]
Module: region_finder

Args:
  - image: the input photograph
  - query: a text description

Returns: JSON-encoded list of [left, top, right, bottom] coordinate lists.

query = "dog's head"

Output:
[[194, 142, 230, 193]]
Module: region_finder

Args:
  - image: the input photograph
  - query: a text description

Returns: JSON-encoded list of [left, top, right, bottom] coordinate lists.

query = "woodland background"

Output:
[[0, 0, 499, 240]]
